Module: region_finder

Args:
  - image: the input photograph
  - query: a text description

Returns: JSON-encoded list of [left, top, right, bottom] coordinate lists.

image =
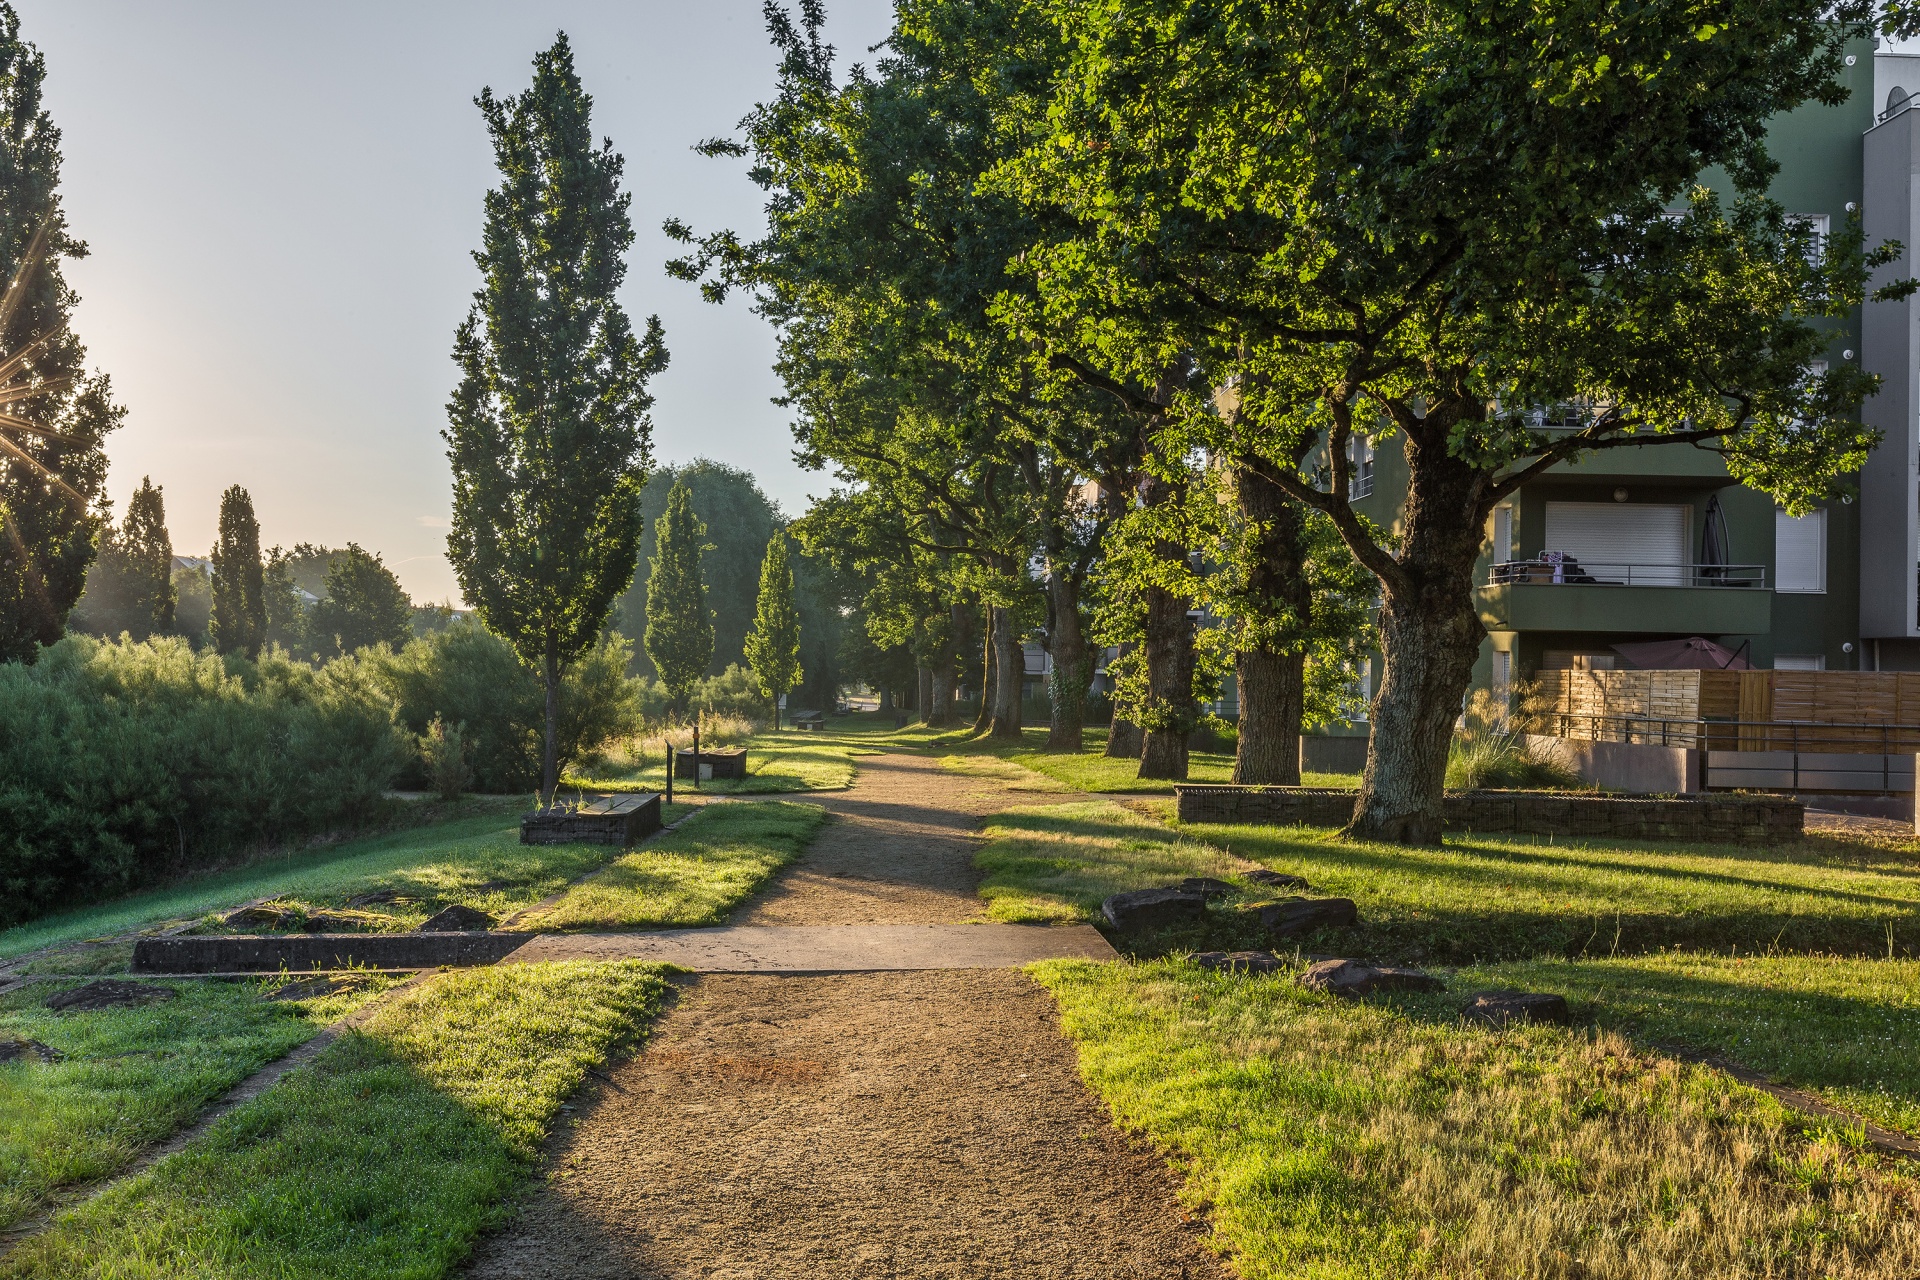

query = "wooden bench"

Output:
[[520, 792, 663, 846], [789, 710, 827, 732]]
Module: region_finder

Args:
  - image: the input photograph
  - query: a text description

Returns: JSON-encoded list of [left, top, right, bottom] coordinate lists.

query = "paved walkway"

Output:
[[504, 923, 1116, 971], [465, 753, 1225, 1279]]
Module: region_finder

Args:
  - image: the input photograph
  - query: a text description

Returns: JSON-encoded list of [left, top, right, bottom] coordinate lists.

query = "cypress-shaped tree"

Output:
[[644, 480, 713, 713], [444, 34, 667, 803], [0, 4, 123, 661], [743, 531, 801, 729], [119, 477, 174, 637], [210, 484, 264, 658]]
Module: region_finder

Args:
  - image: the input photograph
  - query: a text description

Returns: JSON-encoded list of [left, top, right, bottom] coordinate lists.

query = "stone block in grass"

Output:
[[1461, 990, 1572, 1026], [1251, 897, 1358, 937], [1102, 888, 1208, 932], [1298, 958, 1444, 998]]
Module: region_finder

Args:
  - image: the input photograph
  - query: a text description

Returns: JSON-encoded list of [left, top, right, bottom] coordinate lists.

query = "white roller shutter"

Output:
[[1542, 502, 1689, 585], [1774, 507, 1826, 593]]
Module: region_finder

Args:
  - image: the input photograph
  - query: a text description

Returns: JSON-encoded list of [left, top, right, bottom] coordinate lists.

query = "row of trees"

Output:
[[73, 477, 415, 659], [656, 0, 1913, 843]]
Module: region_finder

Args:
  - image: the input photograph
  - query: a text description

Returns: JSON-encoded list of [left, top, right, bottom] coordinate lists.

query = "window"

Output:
[[1492, 505, 1513, 564], [1491, 649, 1512, 690], [1790, 213, 1830, 263], [1774, 507, 1827, 593], [1543, 501, 1690, 585], [1775, 654, 1827, 671], [1346, 436, 1375, 499]]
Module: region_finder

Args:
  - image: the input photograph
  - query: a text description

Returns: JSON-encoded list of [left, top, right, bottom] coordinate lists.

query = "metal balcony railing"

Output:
[[1488, 559, 1766, 589]]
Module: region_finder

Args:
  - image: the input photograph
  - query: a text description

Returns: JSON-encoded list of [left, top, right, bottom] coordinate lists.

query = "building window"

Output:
[[1542, 500, 1690, 585], [1492, 505, 1513, 564], [1774, 506, 1827, 593], [1775, 654, 1827, 671], [1790, 213, 1830, 262], [1491, 649, 1512, 690], [1347, 436, 1375, 499]]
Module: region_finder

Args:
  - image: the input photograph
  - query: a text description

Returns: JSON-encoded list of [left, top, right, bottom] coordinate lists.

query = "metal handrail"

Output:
[[1489, 559, 1766, 589]]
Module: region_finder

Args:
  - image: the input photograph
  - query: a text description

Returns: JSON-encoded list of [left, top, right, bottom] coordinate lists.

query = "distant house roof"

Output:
[[171, 555, 212, 574]]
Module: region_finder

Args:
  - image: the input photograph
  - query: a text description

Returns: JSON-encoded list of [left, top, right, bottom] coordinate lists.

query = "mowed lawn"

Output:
[[0, 974, 395, 1233], [960, 744, 1920, 1279], [3, 962, 670, 1279]]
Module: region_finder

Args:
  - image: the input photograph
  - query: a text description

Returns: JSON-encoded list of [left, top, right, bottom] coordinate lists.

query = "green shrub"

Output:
[[372, 622, 643, 793], [0, 636, 411, 925], [418, 717, 471, 801]]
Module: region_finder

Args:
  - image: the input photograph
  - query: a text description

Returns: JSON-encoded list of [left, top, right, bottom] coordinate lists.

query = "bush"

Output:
[[372, 622, 644, 793], [418, 717, 471, 801], [0, 635, 411, 925]]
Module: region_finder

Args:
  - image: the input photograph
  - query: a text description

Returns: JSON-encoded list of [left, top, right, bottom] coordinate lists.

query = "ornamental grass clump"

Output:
[[1447, 686, 1585, 791]]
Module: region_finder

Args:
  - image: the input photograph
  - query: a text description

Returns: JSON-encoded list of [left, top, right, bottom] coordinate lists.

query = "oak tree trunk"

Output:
[[988, 605, 1023, 740], [1137, 582, 1193, 780], [929, 666, 953, 727], [1043, 566, 1088, 753], [1231, 458, 1310, 785], [1106, 716, 1142, 758], [917, 664, 933, 724], [1343, 439, 1489, 844], [973, 620, 995, 735], [878, 686, 894, 713], [1234, 649, 1303, 785]]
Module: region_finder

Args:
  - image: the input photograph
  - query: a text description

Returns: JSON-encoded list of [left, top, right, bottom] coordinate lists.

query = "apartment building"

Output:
[[1354, 36, 1917, 687]]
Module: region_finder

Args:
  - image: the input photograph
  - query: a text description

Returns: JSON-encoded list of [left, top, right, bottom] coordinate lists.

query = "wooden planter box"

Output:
[[520, 792, 663, 846], [675, 748, 747, 780]]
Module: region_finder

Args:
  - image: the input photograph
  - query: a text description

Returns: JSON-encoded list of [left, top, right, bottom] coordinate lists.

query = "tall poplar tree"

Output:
[[644, 480, 713, 713], [210, 484, 264, 659], [444, 34, 668, 803], [0, 4, 122, 662], [744, 531, 802, 729]]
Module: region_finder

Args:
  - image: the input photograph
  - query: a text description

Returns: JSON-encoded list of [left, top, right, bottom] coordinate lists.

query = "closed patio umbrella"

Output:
[[1699, 493, 1730, 584]]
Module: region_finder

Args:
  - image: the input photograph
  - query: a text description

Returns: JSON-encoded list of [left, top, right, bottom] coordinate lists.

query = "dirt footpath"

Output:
[[465, 754, 1225, 1279]]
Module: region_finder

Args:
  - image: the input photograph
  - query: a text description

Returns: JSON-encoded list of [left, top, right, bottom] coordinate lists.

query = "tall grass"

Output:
[[1446, 686, 1586, 791]]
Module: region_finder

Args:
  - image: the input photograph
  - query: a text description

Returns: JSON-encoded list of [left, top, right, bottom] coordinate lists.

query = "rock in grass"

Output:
[[1254, 897, 1358, 936], [1298, 958, 1444, 998], [222, 903, 301, 929], [417, 904, 495, 933], [1462, 990, 1571, 1027], [1171, 877, 1237, 898], [1191, 950, 1286, 975], [44, 979, 176, 1012], [264, 975, 366, 1002], [1101, 888, 1208, 933], [1243, 869, 1311, 890], [299, 911, 378, 933], [0, 1036, 62, 1063]]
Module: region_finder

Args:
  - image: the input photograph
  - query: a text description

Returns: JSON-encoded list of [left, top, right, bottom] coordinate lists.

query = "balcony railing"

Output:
[[1488, 559, 1766, 589]]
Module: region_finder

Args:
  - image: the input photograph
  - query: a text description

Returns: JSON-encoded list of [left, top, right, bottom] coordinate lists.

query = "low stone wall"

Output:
[[1526, 735, 1700, 793], [1173, 786, 1803, 844], [133, 932, 534, 974]]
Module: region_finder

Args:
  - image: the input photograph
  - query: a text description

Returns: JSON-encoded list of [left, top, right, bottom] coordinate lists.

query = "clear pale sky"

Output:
[[17, 0, 893, 602]]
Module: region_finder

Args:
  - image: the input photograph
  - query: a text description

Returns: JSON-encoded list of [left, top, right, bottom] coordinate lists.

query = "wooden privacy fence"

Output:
[[1535, 669, 1920, 753]]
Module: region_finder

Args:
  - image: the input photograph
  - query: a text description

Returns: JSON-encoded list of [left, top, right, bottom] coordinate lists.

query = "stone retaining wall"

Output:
[[133, 932, 534, 974], [1174, 786, 1803, 844]]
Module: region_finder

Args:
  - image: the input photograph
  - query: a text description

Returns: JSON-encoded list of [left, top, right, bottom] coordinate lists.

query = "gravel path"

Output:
[[465, 753, 1225, 1279]]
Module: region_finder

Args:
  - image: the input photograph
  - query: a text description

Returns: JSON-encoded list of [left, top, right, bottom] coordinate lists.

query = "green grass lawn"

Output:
[[514, 800, 826, 931], [976, 800, 1274, 926], [1462, 953, 1920, 1140], [1184, 819, 1920, 963], [1035, 958, 1920, 1280], [0, 974, 394, 1232], [925, 725, 1358, 793], [1, 805, 695, 963], [2, 961, 668, 1279]]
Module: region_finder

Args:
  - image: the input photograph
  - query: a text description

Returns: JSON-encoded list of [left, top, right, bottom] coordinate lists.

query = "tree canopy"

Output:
[[210, 485, 264, 659], [645, 479, 715, 711], [444, 33, 668, 801]]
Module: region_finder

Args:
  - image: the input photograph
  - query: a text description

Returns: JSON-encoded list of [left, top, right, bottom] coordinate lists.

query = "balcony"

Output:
[[1476, 560, 1773, 635]]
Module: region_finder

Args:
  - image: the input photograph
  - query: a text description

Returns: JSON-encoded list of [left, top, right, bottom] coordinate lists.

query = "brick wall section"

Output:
[[1173, 786, 1803, 844]]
